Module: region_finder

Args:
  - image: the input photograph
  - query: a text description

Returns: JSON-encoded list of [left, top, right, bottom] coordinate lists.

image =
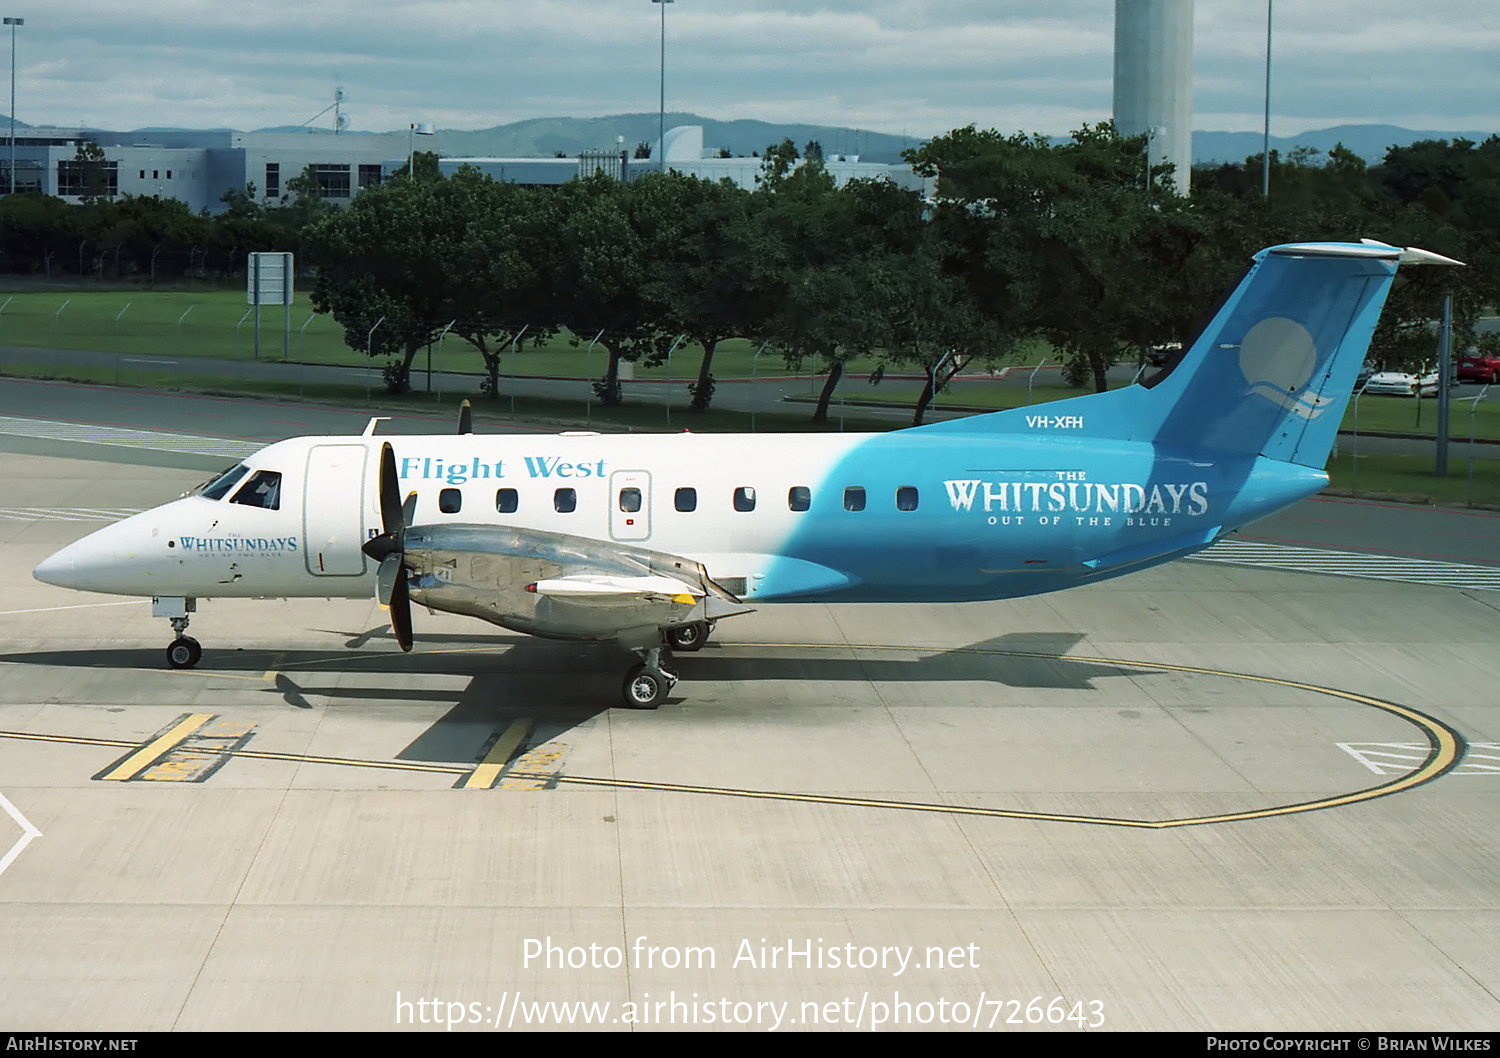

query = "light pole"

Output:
[[5, 17, 22, 196], [652, 0, 673, 171], [1261, 0, 1273, 197], [407, 122, 434, 179]]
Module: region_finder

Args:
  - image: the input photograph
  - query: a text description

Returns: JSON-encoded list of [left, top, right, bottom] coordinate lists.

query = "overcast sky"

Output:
[[6, 1, 1497, 138]]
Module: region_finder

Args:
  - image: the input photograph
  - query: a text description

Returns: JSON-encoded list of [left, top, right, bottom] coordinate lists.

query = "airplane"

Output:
[[32, 240, 1460, 708]]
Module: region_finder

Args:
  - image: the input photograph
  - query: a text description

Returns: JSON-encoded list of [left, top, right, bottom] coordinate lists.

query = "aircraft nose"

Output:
[[33, 545, 79, 589]]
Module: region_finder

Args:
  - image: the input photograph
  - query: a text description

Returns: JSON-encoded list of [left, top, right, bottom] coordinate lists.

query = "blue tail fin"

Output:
[[916, 241, 1461, 469]]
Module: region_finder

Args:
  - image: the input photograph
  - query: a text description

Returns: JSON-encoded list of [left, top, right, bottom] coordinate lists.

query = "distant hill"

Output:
[[6, 111, 1494, 167], [1193, 124, 1497, 166]]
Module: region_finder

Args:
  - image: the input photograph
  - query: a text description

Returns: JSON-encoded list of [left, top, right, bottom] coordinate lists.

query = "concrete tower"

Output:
[[1113, 0, 1193, 193]]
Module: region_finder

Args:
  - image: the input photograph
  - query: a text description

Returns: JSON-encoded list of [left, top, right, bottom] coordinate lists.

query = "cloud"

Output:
[[4, 1, 1496, 137]]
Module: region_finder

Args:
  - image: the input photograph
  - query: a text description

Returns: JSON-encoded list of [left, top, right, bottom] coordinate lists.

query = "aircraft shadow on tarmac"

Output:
[[0, 630, 1151, 767]]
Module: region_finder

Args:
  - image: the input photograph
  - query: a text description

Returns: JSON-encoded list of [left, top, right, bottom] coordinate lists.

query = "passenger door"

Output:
[[303, 443, 368, 576]]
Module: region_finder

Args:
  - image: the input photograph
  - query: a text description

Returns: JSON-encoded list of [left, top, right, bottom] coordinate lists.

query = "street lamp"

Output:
[[652, 0, 673, 172], [4, 17, 22, 196], [407, 122, 435, 180], [1261, 0, 1273, 197]]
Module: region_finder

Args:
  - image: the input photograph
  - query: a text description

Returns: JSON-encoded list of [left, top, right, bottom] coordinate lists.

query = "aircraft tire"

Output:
[[666, 621, 710, 652], [166, 636, 202, 669], [623, 665, 666, 709]]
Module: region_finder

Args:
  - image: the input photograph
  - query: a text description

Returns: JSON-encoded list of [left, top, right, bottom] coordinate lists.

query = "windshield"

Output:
[[230, 470, 282, 510], [199, 463, 249, 500]]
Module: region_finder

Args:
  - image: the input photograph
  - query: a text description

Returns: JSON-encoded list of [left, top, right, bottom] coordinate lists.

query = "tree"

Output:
[[750, 165, 914, 422], [907, 122, 1220, 393], [436, 168, 556, 400], [632, 171, 763, 411], [304, 174, 459, 393], [388, 151, 441, 182], [547, 173, 668, 406], [872, 244, 1006, 426], [757, 138, 801, 186], [68, 141, 113, 205]]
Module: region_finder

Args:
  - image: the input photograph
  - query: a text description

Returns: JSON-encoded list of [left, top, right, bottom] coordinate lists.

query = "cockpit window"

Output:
[[230, 470, 282, 510], [200, 463, 249, 500]]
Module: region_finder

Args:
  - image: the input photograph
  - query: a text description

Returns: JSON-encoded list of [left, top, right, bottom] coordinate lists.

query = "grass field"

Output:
[[2, 287, 1496, 506], [835, 377, 1500, 441], [0, 288, 919, 380]]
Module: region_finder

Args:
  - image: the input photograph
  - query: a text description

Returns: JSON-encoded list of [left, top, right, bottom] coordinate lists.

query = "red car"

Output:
[[1457, 350, 1500, 384]]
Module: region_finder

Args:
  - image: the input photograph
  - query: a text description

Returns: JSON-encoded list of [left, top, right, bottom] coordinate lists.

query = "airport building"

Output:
[[439, 125, 921, 193], [0, 126, 400, 213], [0, 123, 926, 214]]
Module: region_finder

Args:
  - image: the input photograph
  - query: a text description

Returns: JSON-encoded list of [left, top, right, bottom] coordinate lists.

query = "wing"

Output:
[[395, 522, 752, 647]]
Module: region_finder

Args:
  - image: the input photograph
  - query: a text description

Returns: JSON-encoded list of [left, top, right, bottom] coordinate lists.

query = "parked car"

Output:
[[1363, 370, 1440, 396], [1457, 349, 1500, 384]]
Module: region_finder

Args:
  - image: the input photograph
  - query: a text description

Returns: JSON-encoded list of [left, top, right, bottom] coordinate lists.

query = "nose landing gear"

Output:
[[154, 596, 201, 669]]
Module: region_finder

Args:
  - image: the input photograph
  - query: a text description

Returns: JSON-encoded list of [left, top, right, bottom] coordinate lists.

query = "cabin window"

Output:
[[495, 488, 518, 514], [733, 486, 756, 512], [674, 487, 697, 512], [554, 488, 577, 513], [843, 486, 866, 512], [200, 463, 249, 500], [619, 487, 642, 513], [438, 488, 462, 514], [230, 470, 282, 510], [896, 486, 919, 511], [788, 486, 811, 512]]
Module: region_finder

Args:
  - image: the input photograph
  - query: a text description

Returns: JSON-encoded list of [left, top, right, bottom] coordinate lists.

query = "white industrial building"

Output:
[[442, 124, 923, 192], [0, 123, 925, 213], [0, 127, 412, 212]]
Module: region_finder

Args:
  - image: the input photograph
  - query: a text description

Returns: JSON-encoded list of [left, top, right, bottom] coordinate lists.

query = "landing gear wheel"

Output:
[[666, 621, 710, 652], [623, 665, 668, 709], [166, 636, 202, 669]]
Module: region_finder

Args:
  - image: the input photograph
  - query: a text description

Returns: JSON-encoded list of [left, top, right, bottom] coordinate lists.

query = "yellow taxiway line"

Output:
[[95, 712, 215, 782]]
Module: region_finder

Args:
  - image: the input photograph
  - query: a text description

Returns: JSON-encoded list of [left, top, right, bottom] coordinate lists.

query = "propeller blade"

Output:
[[458, 399, 473, 435], [378, 442, 402, 536], [401, 490, 418, 529], [375, 554, 401, 607], [389, 566, 414, 652]]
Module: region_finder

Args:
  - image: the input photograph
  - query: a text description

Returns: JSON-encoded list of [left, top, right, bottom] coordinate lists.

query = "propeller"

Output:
[[458, 399, 473, 435], [360, 442, 416, 651]]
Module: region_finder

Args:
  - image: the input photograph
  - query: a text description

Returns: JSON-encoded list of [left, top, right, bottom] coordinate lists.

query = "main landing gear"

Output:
[[154, 596, 201, 669], [665, 620, 711, 652], [621, 621, 716, 707], [622, 646, 678, 709]]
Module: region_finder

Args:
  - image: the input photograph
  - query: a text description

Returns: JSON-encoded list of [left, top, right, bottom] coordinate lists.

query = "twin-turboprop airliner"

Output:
[[33, 241, 1459, 707]]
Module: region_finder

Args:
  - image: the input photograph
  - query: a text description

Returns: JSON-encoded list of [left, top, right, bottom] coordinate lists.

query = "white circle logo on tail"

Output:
[[1238, 316, 1330, 420]]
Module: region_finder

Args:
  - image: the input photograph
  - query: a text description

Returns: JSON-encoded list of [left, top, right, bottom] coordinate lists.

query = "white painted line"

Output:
[[0, 600, 146, 617], [1195, 540, 1500, 590], [1337, 742, 1500, 777], [0, 415, 259, 459], [0, 792, 42, 881]]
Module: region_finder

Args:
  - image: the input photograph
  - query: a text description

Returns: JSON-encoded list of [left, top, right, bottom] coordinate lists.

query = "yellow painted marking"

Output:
[[5, 645, 1468, 826], [142, 758, 201, 782], [461, 719, 533, 790], [96, 713, 215, 782]]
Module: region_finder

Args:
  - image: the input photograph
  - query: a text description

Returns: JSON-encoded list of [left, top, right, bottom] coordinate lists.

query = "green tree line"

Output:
[[1, 131, 1495, 423]]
